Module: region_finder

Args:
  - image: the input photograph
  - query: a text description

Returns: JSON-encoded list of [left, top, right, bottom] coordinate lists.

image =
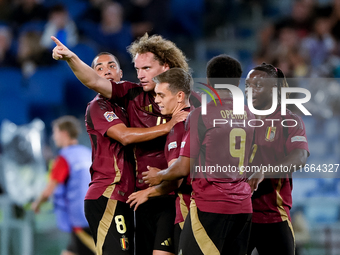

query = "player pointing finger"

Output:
[[51, 36, 74, 60]]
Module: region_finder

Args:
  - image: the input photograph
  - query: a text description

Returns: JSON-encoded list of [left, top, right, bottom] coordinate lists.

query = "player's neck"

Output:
[[172, 101, 190, 116]]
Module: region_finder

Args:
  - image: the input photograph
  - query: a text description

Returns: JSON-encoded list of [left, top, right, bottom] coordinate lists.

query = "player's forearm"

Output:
[[264, 149, 308, 177], [158, 156, 190, 181], [119, 122, 172, 145], [66, 55, 112, 98], [153, 180, 180, 196]]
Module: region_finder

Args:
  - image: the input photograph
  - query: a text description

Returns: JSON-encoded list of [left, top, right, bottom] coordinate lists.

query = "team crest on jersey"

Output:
[[265, 127, 276, 142], [168, 141, 177, 151], [104, 111, 118, 122]]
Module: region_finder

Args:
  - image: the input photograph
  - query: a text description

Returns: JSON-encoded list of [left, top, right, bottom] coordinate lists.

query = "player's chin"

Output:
[[142, 84, 155, 92]]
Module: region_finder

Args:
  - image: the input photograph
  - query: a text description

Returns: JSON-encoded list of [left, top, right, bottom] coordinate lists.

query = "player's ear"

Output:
[[163, 63, 170, 72], [120, 69, 123, 79], [177, 91, 185, 102]]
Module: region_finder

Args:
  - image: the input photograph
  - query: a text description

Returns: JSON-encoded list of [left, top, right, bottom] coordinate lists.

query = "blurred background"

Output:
[[0, 0, 339, 254]]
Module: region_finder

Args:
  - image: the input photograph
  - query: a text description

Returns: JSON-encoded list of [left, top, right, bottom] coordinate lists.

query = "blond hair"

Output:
[[127, 33, 189, 72]]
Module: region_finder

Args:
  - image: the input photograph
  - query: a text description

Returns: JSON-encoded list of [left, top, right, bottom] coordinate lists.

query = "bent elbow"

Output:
[[118, 134, 131, 146]]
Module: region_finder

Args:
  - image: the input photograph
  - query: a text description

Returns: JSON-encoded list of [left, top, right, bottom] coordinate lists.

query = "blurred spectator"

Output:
[[10, 0, 47, 34], [258, 0, 316, 55], [80, 0, 108, 24], [302, 7, 336, 69], [168, 0, 203, 58], [41, 4, 78, 49], [264, 24, 309, 77], [0, 0, 12, 22], [80, 1, 132, 71], [17, 31, 54, 78], [0, 25, 16, 67], [31, 115, 95, 255], [124, 0, 171, 38]]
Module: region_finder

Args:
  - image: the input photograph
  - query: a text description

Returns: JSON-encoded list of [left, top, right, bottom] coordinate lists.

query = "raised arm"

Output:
[[51, 36, 112, 98]]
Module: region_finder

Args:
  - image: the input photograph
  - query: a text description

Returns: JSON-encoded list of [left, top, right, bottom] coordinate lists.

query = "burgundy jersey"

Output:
[[85, 94, 135, 202], [164, 107, 192, 225], [110, 81, 170, 190], [251, 105, 309, 224], [180, 98, 254, 214]]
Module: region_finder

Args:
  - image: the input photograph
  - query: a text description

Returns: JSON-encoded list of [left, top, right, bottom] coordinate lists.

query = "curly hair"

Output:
[[127, 33, 189, 72], [252, 63, 289, 103]]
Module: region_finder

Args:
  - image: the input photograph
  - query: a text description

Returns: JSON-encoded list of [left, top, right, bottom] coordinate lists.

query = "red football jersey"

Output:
[[85, 94, 135, 202], [180, 98, 254, 214], [164, 107, 192, 225], [110, 81, 170, 190], [250, 105, 309, 223]]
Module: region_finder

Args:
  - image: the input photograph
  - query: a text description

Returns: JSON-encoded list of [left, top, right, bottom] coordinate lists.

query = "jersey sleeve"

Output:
[[50, 156, 69, 183], [88, 97, 124, 136], [179, 109, 201, 158], [285, 114, 309, 154], [110, 81, 140, 109], [165, 122, 185, 163]]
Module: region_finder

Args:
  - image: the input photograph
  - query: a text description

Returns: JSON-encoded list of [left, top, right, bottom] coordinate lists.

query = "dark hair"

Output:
[[52, 116, 81, 139], [153, 68, 193, 99], [91, 52, 120, 69], [252, 62, 289, 102], [206, 54, 242, 87]]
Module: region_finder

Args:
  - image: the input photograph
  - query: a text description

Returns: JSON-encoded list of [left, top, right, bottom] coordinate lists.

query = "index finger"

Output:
[[51, 36, 63, 46]]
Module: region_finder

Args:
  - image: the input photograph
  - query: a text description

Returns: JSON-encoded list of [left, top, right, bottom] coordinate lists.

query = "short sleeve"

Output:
[[165, 122, 185, 163], [88, 97, 124, 136], [179, 109, 202, 158], [285, 115, 309, 154], [50, 156, 69, 183]]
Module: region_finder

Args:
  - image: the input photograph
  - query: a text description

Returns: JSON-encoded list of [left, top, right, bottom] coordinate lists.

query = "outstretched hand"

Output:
[[51, 36, 74, 61], [142, 166, 162, 186]]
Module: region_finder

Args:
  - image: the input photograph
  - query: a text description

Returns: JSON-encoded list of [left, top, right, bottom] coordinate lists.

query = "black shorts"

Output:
[[178, 201, 252, 255], [85, 196, 134, 255], [135, 195, 176, 255], [247, 220, 295, 255], [173, 223, 182, 255], [67, 227, 95, 255]]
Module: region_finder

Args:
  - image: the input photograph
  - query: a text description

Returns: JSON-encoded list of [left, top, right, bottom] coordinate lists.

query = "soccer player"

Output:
[[127, 68, 193, 253], [82, 52, 186, 255], [245, 63, 309, 255], [51, 34, 195, 255], [32, 116, 95, 255], [143, 55, 256, 255]]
